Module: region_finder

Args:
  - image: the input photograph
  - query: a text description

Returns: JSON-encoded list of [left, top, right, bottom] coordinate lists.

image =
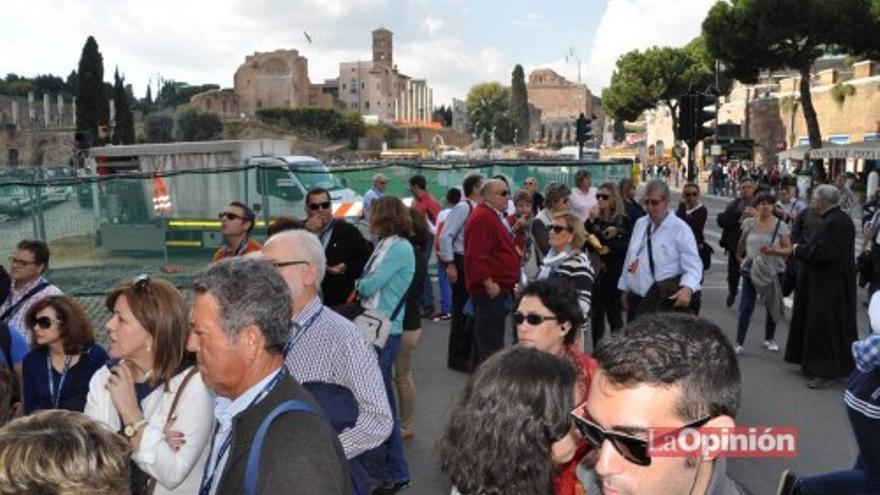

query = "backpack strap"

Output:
[[244, 400, 361, 495], [0, 281, 49, 322]]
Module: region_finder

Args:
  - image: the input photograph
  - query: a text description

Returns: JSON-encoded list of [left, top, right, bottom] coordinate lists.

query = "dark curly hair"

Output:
[[593, 313, 741, 421], [438, 347, 577, 495], [25, 295, 95, 355], [516, 278, 584, 345]]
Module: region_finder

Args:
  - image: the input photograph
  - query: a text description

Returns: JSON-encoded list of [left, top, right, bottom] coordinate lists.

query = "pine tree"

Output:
[[112, 68, 135, 144], [75, 36, 109, 146], [509, 64, 530, 145]]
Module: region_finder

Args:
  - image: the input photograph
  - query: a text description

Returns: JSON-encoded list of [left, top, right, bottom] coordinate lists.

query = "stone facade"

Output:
[[0, 127, 75, 166], [526, 69, 595, 145], [190, 89, 240, 119], [234, 49, 312, 117], [0, 93, 75, 130]]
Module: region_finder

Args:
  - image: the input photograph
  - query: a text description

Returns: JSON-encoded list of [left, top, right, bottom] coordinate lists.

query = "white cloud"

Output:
[[586, 0, 716, 93], [423, 17, 446, 36], [510, 12, 550, 28]]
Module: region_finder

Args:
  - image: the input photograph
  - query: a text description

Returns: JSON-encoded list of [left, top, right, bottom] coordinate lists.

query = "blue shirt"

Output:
[[0, 326, 28, 367], [21, 343, 108, 414], [362, 188, 383, 222]]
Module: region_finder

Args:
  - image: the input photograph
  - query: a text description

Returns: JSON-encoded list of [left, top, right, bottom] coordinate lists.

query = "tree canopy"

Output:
[[156, 81, 220, 110], [703, 0, 880, 155], [601, 42, 716, 142], [75, 36, 110, 146], [112, 69, 135, 145], [509, 65, 530, 145], [466, 82, 513, 144]]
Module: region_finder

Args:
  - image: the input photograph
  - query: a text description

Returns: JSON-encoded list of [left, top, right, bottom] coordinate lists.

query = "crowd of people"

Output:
[[0, 165, 876, 495]]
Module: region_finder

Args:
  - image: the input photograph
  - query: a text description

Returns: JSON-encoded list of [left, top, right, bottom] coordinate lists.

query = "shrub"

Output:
[[255, 107, 365, 142], [174, 106, 222, 142], [144, 114, 174, 143]]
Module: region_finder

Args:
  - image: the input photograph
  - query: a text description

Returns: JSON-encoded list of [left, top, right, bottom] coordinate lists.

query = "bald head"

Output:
[[481, 179, 509, 212], [262, 231, 326, 312]]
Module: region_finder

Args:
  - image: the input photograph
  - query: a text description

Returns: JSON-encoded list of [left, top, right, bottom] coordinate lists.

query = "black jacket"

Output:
[[215, 373, 352, 495], [321, 221, 374, 306], [717, 198, 748, 252]]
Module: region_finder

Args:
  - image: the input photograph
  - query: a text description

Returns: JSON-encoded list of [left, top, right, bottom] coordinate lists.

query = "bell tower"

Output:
[[372, 28, 393, 67]]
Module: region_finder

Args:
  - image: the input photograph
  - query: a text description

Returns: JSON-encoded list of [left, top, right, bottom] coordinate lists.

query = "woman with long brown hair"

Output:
[[22, 295, 108, 414], [85, 275, 213, 494]]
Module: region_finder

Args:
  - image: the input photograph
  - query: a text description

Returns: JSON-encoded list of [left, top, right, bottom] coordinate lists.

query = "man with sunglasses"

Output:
[[213, 202, 262, 262], [363, 174, 388, 224], [464, 179, 520, 369], [0, 240, 62, 342], [575, 313, 747, 495], [617, 180, 702, 320], [304, 188, 373, 307]]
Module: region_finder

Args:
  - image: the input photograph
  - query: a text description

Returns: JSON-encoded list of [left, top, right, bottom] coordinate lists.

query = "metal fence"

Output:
[[0, 158, 633, 300]]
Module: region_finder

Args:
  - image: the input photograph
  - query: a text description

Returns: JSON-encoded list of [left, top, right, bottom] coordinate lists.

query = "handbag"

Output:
[[636, 224, 701, 316], [332, 289, 407, 349]]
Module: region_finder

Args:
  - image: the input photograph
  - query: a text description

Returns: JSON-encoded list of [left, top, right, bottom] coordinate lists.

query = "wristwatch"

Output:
[[123, 418, 149, 438]]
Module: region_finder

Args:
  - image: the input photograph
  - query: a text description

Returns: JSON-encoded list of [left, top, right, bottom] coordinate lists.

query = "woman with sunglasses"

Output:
[[537, 212, 595, 336], [676, 182, 711, 275], [21, 295, 108, 414], [439, 346, 582, 495], [585, 182, 631, 346], [531, 182, 573, 279], [514, 278, 598, 495], [85, 276, 213, 495]]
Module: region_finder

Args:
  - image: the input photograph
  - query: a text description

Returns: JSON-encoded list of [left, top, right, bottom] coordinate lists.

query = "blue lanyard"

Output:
[[199, 368, 286, 495], [47, 354, 72, 409], [283, 307, 324, 357]]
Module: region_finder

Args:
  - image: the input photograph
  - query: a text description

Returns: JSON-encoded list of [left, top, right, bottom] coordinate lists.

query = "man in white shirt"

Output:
[[618, 180, 703, 321], [570, 169, 597, 222]]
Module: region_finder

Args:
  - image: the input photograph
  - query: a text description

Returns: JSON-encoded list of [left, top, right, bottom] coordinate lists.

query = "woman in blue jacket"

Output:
[[357, 195, 415, 495]]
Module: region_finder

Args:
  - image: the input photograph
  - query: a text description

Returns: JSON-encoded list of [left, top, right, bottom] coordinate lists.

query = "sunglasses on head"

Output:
[[219, 211, 243, 221], [596, 193, 610, 200], [132, 274, 151, 293], [570, 413, 712, 466], [34, 316, 62, 330], [513, 312, 558, 326], [308, 201, 332, 211], [550, 225, 572, 234]]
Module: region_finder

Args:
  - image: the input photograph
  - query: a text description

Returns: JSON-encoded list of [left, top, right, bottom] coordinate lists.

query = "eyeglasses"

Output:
[[644, 199, 665, 206], [596, 194, 610, 200], [308, 201, 333, 211], [683, 192, 699, 197], [132, 274, 151, 292], [570, 413, 712, 466], [495, 190, 509, 197], [270, 260, 309, 268], [9, 257, 38, 266], [219, 211, 243, 221], [513, 312, 558, 326], [524, 181, 534, 186], [34, 316, 63, 330], [550, 225, 572, 234]]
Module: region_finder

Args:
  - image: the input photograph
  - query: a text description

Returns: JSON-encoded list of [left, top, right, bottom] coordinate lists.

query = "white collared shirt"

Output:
[[204, 368, 282, 495], [617, 211, 703, 297]]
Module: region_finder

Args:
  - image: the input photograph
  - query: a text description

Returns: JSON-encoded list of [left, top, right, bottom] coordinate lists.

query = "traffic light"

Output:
[[576, 113, 591, 145], [677, 94, 694, 145], [696, 91, 718, 141]]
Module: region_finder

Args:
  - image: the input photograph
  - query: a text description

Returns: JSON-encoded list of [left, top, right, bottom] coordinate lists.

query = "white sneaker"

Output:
[[764, 340, 780, 352], [734, 344, 743, 355]]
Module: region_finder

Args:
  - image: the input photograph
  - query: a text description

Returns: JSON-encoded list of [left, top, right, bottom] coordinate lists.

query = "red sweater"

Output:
[[464, 203, 520, 295]]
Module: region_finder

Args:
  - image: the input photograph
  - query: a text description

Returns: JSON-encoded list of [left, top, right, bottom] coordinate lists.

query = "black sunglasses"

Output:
[[34, 316, 62, 330], [683, 192, 699, 197], [596, 193, 611, 200], [550, 225, 572, 234], [497, 190, 510, 197], [219, 211, 243, 221], [308, 201, 332, 211], [644, 199, 664, 206], [570, 413, 711, 466], [132, 274, 151, 292], [270, 260, 309, 268], [513, 312, 558, 326]]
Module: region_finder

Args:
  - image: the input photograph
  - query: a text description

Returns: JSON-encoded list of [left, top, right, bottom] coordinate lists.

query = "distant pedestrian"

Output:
[[618, 178, 645, 224], [439, 174, 483, 372], [570, 170, 598, 222], [717, 178, 756, 307], [362, 174, 388, 223], [676, 183, 710, 274], [771, 185, 858, 389], [433, 188, 461, 321], [523, 177, 544, 215], [836, 173, 857, 215], [213, 202, 261, 262], [408, 175, 441, 318]]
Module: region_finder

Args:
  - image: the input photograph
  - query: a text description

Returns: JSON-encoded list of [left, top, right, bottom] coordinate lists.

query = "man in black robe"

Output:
[[778, 184, 858, 389]]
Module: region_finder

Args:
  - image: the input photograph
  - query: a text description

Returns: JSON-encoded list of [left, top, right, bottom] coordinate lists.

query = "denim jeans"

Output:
[[735, 274, 781, 345], [436, 262, 452, 315], [799, 407, 880, 494], [420, 236, 435, 311], [367, 335, 410, 483]]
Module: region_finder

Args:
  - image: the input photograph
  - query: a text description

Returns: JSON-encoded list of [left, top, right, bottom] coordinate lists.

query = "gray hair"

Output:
[[644, 179, 671, 201], [373, 173, 388, 184], [265, 230, 327, 286], [813, 184, 841, 208], [480, 178, 505, 197], [545, 182, 572, 208], [191, 258, 292, 354]]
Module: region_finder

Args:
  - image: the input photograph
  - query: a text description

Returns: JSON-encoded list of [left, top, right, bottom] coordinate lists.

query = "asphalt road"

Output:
[[402, 189, 867, 495]]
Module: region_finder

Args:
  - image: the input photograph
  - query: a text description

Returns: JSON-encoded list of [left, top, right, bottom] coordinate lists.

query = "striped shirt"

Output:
[[284, 297, 393, 458], [539, 250, 595, 325]]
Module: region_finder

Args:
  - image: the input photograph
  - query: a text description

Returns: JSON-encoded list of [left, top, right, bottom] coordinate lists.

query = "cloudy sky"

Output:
[[2, 0, 716, 105]]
